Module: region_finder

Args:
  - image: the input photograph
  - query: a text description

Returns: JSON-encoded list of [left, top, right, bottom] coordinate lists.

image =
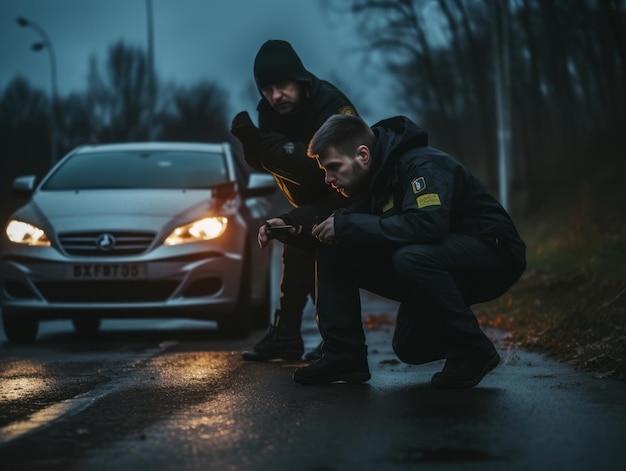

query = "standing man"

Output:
[[231, 39, 359, 362], [287, 114, 526, 388]]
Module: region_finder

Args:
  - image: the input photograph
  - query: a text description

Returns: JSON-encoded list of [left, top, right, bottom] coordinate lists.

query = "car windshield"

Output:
[[41, 150, 229, 190]]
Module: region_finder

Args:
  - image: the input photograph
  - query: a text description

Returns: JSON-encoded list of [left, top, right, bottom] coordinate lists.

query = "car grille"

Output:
[[58, 231, 156, 256], [35, 281, 179, 302]]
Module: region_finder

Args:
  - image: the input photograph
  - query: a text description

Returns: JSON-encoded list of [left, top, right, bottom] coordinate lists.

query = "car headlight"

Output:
[[6, 219, 51, 246], [164, 217, 228, 246]]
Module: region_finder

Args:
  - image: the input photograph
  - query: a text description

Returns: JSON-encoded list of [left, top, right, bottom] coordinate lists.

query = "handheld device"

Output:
[[266, 225, 294, 240]]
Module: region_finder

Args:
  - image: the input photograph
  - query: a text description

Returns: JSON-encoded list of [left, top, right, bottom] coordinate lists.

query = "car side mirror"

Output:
[[12, 175, 37, 198], [243, 173, 276, 197]]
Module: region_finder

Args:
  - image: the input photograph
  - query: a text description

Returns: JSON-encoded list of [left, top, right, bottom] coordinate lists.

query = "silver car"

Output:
[[0, 142, 277, 341]]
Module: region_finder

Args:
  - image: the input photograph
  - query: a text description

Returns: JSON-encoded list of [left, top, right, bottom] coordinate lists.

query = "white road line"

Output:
[[0, 341, 177, 444]]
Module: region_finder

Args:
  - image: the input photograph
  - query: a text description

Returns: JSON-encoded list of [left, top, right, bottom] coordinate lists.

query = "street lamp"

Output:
[[17, 16, 59, 167], [490, 1, 512, 211], [146, 0, 156, 139]]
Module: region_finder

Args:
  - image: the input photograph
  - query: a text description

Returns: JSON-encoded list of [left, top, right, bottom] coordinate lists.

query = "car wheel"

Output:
[[2, 310, 38, 342], [72, 317, 101, 337]]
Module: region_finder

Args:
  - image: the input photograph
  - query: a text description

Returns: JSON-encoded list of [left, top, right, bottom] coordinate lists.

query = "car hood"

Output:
[[28, 189, 217, 232]]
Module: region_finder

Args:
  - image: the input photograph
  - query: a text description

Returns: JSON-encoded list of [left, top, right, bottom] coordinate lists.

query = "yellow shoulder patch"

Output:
[[416, 193, 441, 209], [382, 195, 394, 212], [338, 106, 356, 116]]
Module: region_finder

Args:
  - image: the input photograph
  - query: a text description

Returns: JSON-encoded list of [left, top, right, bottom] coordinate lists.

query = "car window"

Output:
[[41, 150, 229, 190]]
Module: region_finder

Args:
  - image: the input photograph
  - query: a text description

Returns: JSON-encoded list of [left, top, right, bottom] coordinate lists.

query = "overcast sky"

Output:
[[0, 0, 394, 123]]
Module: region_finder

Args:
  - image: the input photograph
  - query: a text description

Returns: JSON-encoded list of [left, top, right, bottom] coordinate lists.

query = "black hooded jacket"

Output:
[[241, 40, 358, 209], [332, 116, 526, 263]]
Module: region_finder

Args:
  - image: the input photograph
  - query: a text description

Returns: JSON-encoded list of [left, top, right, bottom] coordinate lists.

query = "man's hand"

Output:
[[258, 218, 295, 248], [230, 111, 261, 144], [312, 215, 335, 244]]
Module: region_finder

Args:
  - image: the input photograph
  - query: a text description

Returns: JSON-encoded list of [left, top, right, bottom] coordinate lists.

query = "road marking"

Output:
[[0, 383, 116, 443], [0, 341, 178, 444]]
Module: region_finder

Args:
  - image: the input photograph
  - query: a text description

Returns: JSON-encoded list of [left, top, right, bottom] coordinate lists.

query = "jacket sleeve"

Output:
[[280, 191, 350, 232], [242, 80, 356, 171], [247, 100, 357, 180], [334, 156, 453, 245], [239, 131, 295, 173], [255, 137, 321, 178], [266, 192, 352, 250]]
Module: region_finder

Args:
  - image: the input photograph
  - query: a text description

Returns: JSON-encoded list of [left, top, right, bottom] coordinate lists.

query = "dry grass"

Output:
[[476, 163, 626, 380], [476, 269, 626, 380]]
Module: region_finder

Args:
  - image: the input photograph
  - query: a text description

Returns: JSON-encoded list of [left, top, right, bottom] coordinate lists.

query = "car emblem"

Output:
[[96, 233, 116, 251]]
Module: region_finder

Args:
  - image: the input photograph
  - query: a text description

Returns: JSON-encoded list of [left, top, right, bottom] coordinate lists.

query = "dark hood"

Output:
[[253, 40, 312, 92], [370, 116, 429, 177], [354, 116, 428, 211]]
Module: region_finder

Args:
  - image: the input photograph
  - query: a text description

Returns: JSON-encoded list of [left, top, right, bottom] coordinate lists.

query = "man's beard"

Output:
[[274, 100, 297, 114], [339, 161, 369, 197]]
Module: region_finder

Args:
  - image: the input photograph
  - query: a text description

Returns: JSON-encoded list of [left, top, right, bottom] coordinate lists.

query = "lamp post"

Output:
[[490, 1, 512, 211], [17, 16, 59, 167], [146, 0, 156, 139]]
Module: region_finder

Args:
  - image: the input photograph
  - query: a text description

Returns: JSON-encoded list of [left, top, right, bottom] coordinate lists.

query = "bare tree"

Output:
[[85, 41, 154, 142], [56, 92, 99, 151], [327, 0, 626, 210], [327, 0, 497, 179], [0, 78, 52, 221], [158, 81, 230, 142], [0, 77, 51, 174]]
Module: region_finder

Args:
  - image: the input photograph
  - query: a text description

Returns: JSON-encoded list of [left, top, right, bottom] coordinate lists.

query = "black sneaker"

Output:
[[242, 325, 304, 361], [293, 353, 371, 385], [303, 341, 323, 361], [431, 350, 501, 389]]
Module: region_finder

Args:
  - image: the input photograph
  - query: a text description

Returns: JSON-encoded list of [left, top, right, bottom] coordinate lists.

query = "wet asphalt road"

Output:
[[0, 293, 625, 471]]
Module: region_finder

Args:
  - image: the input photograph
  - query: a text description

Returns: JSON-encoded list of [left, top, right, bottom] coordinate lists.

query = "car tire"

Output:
[[2, 310, 38, 342], [72, 317, 101, 337]]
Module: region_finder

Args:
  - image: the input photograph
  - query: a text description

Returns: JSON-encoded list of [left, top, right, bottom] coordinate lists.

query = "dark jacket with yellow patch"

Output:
[[242, 72, 357, 209], [333, 116, 526, 261]]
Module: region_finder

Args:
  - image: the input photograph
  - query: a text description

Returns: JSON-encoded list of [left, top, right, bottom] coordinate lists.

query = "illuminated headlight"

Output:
[[6, 220, 51, 246], [164, 217, 228, 246]]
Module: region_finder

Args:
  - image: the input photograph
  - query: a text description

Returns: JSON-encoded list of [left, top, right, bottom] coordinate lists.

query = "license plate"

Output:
[[67, 263, 146, 280]]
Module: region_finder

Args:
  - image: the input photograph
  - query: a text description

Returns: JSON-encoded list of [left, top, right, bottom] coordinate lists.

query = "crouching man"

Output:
[[289, 114, 526, 388]]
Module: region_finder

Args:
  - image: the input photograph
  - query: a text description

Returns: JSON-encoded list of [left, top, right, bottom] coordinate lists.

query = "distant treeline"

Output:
[[1, 0, 625, 218], [0, 41, 240, 221], [329, 0, 626, 210], [0, 40, 234, 173]]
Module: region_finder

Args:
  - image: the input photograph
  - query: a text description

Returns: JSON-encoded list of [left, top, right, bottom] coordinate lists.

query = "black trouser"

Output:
[[276, 243, 316, 332], [315, 234, 525, 362]]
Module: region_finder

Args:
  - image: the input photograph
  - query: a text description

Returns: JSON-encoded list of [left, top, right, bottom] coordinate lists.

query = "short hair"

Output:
[[308, 114, 375, 160]]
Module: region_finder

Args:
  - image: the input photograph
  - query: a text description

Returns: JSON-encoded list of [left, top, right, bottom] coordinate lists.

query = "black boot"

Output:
[[431, 348, 500, 389], [242, 323, 304, 361], [303, 340, 323, 361], [293, 351, 370, 385]]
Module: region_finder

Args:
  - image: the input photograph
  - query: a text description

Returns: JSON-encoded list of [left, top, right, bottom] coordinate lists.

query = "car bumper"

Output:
[[0, 248, 245, 321]]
